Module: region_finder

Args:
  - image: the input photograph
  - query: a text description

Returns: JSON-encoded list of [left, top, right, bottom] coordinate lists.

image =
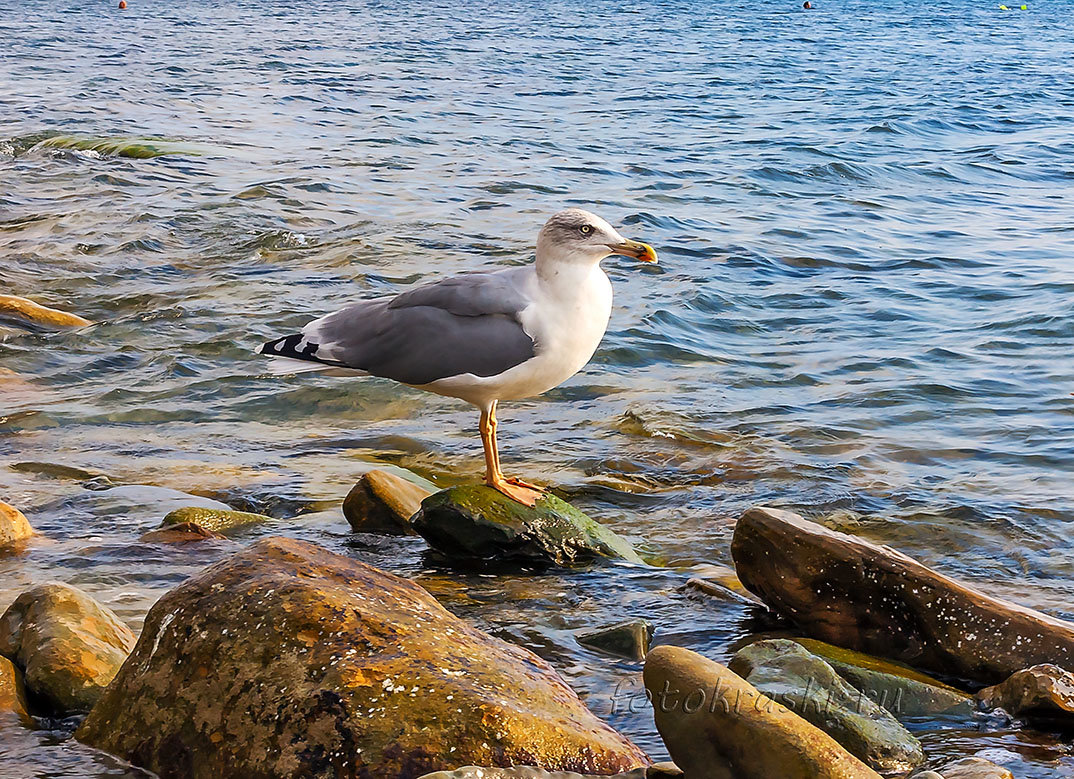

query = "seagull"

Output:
[[258, 209, 657, 505]]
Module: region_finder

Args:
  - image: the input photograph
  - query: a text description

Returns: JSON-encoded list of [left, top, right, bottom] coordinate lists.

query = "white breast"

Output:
[[421, 264, 613, 407]]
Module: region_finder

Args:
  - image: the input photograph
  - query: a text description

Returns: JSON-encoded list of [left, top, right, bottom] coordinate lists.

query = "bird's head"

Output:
[[536, 208, 658, 269]]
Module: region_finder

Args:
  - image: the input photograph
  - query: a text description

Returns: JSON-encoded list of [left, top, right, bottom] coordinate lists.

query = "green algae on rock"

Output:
[[732, 507, 1074, 685], [728, 639, 924, 774], [792, 638, 974, 717], [160, 505, 274, 535], [643, 645, 882, 779], [32, 135, 207, 159], [412, 485, 643, 566], [76, 536, 648, 779], [0, 583, 135, 714]]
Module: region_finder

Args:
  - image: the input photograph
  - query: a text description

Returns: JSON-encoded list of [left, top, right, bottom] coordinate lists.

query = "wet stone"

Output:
[[792, 637, 974, 717], [0, 582, 135, 713], [0, 501, 33, 549], [76, 536, 647, 778], [644, 644, 882, 779], [160, 505, 274, 535], [576, 619, 653, 661], [342, 468, 432, 535], [138, 521, 228, 544], [729, 639, 924, 774], [0, 294, 92, 329], [933, 757, 1015, 779], [731, 506, 1074, 685], [977, 663, 1074, 721], [413, 485, 643, 567], [0, 655, 30, 722]]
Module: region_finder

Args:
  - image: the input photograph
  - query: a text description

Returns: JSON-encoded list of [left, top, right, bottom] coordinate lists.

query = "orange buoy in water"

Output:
[[118, 0, 126, 7]]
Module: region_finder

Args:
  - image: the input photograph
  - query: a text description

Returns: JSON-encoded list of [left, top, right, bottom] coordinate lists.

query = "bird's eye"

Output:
[[579, 224, 593, 236]]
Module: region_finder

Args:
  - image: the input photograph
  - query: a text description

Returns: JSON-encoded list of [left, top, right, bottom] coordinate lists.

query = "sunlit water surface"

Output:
[[2, 0, 1073, 775]]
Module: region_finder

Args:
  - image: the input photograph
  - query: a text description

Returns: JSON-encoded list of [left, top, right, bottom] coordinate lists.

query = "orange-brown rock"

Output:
[[76, 537, 646, 779], [977, 663, 1074, 721], [0, 294, 92, 329], [343, 469, 431, 535], [643, 645, 881, 779], [0, 501, 33, 549], [0, 583, 135, 713], [0, 655, 30, 722], [731, 507, 1074, 685], [138, 521, 228, 544]]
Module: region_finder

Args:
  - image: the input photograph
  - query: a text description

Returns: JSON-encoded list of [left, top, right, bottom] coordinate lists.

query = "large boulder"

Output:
[[643, 645, 881, 779], [343, 469, 432, 535], [0, 501, 33, 548], [728, 639, 923, 774], [76, 537, 647, 779], [977, 663, 1074, 721], [413, 486, 643, 566], [792, 638, 973, 717], [0, 583, 135, 713], [731, 507, 1074, 685], [0, 655, 30, 722]]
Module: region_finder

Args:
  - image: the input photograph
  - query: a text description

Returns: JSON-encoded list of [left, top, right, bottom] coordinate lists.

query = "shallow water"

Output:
[[2, 0, 1073, 775]]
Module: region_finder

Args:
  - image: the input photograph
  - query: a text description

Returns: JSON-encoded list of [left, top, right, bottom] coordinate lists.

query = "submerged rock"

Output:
[[413, 485, 643, 566], [138, 521, 228, 544], [576, 619, 653, 661], [76, 537, 647, 778], [977, 663, 1074, 721], [682, 563, 764, 607], [792, 638, 974, 717], [643, 645, 881, 779], [0, 583, 135, 713], [419, 765, 681, 779], [0, 655, 30, 722], [0, 501, 33, 548], [0, 294, 92, 329], [731, 507, 1074, 685], [160, 505, 274, 535], [728, 639, 923, 773], [32, 134, 207, 159], [932, 757, 1014, 779], [342, 469, 431, 535]]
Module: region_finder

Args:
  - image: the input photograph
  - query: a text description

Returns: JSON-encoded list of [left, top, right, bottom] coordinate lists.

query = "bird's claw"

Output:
[[488, 478, 544, 507], [504, 477, 545, 492]]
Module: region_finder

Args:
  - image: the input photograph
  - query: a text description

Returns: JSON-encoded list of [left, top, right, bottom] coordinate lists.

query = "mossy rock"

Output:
[[793, 638, 973, 717], [160, 506, 273, 535], [33, 135, 206, 159], [412, 485, 643, 566]]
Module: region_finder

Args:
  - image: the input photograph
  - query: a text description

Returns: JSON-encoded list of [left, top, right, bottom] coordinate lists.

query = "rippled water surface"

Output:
[[2, 0, 1073, 775]]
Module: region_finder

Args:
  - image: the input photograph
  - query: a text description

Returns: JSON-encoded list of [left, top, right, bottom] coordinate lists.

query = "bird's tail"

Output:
[[257, 335, 365, 377]]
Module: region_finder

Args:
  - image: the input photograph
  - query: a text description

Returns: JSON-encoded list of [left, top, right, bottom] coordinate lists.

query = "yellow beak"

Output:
[[608, 239, 658, 263]]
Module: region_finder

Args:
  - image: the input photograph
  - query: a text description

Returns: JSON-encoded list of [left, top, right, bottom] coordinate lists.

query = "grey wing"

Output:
[[297, 271, 536, 385]]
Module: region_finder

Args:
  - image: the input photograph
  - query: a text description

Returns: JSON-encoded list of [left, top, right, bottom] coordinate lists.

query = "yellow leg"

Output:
[[480, 403, 543, 506]]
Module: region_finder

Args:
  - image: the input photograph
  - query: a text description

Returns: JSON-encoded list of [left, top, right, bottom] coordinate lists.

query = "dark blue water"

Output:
[[2, 0, 1073, 775]]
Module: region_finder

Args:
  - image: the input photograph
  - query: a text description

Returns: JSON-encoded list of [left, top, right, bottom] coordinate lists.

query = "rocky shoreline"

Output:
[[2, 474, 1071, 777]]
